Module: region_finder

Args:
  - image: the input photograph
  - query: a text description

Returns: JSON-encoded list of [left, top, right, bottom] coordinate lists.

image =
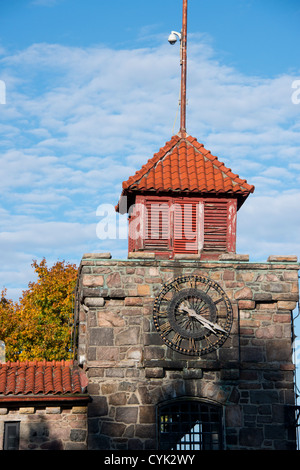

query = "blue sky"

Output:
[[0, 0, 300, 303]]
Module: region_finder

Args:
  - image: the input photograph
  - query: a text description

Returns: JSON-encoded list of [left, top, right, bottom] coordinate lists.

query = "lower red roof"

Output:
[[0, 360, 88, 396]]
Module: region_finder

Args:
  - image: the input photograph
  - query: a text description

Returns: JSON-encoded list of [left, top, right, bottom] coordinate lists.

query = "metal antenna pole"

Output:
[[180, 0, 188, 135]]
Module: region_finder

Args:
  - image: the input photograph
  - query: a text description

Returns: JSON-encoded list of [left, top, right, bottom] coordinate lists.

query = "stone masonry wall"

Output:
[[76, 252, 299, 450], [0, 403, 88, 450]]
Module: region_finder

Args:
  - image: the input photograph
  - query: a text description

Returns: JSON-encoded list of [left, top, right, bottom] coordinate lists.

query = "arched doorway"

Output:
[[157, 398, 223, 450]]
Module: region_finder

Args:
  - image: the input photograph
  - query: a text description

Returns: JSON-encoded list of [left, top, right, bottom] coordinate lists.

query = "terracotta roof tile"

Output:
[[118, 134, 254, 209], [0, 360, 86, 396]]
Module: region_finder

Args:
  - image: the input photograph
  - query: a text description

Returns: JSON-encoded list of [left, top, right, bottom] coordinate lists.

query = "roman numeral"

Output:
[[189, 337, 197, 351], [172, 332, 182, 347], [158, 309, 168, 318], [160, 321, 172, 336], [172, 280, 181, 292]]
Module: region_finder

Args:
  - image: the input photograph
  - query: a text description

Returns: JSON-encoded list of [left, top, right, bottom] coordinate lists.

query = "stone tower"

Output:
[[75, 1, 299, 451], [75, 159, 299, 450]]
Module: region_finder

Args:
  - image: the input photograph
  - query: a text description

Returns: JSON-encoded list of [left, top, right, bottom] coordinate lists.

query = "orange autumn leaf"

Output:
[[0, 259, 78, 362]]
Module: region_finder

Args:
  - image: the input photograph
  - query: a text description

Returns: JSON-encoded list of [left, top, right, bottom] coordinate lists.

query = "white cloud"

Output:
[[0, 38, 299, 299], [237, 191, 300, 261]]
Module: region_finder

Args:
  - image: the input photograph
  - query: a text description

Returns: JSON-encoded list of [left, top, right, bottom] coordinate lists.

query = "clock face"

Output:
[[153, 275, 233, 356]]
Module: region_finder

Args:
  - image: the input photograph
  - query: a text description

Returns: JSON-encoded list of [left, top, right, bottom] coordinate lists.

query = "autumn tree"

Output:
[[0, 259, 78, 362], [0, 289, 21, 360]]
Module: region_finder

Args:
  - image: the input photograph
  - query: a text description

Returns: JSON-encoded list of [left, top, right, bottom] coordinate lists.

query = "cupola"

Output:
[[116, 132, 254, 259]]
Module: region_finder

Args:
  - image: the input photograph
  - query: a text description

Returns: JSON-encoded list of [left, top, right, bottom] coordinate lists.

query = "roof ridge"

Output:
[[183, 134, 255, 188], [122, 135, 181, 190], [0, 359, 75, 367]]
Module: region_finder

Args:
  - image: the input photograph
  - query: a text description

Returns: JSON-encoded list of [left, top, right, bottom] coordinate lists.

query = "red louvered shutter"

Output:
[[144, 200, 170, 250], [173, 201, 201, 254], [203, 200, 228, 252]]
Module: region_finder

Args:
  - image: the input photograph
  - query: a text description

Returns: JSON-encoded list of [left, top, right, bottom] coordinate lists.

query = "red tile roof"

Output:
[[0, 360, 87, 396], [117, 134, 254, 209]]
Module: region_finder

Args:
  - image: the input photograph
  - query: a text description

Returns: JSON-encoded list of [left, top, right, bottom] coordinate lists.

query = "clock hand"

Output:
[[181, 305, 226, 334], [191, 312, 226, 334]]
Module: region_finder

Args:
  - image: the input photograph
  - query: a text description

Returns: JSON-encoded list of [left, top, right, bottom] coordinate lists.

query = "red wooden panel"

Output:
[[203, 200, 228, 252], [173, 201, 199, 254], [227, 199, 237, 253], [128, 194, 237, 256], [144, 200, 170, 250]]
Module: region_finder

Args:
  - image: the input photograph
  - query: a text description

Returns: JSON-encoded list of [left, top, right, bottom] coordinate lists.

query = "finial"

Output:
[[168, 1, 188, 134]]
